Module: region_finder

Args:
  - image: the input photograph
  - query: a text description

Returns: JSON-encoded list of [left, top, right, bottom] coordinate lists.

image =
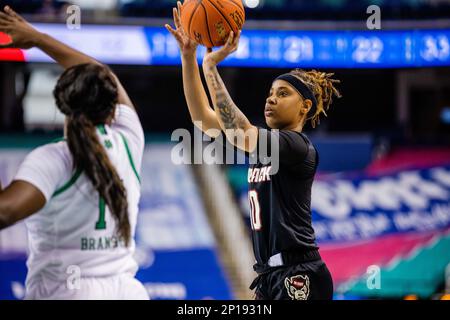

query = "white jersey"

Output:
[[14, 105, 145, 298]]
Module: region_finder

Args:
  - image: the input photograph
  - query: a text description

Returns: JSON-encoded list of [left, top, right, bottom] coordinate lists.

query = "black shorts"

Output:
[[252, 260, 334, 300]]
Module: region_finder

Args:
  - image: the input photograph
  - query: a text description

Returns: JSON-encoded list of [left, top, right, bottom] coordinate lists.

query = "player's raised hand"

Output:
[[165, 1, 198, 57], [0, 6, 41, 50], [203, 30, 240, 67]]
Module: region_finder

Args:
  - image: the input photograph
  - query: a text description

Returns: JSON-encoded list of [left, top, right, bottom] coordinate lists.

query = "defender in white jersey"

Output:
[[0, 6, 148, 299]]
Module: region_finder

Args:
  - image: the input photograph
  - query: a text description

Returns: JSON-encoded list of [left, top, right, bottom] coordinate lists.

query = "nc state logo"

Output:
[[285, 275, 310, 300]]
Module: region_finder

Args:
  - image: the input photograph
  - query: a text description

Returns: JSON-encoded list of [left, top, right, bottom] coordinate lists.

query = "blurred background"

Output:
[[0, 0, 449, 300]]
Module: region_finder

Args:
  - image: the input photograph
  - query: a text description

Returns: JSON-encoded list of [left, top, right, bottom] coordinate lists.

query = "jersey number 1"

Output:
[[249, 190, 262, 231], [95, 197, 106, 230]]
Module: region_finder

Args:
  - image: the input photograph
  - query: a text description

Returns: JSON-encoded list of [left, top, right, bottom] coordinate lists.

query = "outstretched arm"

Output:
[[166, 2, 221, 137], [202, 31, 258, 152], [0, 6, 133, 109]]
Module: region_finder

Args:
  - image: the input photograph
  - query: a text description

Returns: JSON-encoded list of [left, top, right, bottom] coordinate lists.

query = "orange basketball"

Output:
[[180, 0, 246, 48]]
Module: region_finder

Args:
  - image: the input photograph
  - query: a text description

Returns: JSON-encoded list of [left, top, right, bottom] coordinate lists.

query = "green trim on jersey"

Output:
[[97, 125, 114, 149], [51, 128, 140, 197], [52, 169, 82, 197], [97, 125, 107, 135], [120, 133, 141, 184], [51, 137, 66, 144]]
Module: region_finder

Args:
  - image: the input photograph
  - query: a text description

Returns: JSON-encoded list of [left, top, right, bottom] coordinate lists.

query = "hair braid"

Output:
[[54, 63, 131, 246], [290, 69, 342, 128]]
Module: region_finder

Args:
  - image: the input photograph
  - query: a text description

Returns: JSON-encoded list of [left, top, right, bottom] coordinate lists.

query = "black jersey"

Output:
[[248, 128, 319, 265]]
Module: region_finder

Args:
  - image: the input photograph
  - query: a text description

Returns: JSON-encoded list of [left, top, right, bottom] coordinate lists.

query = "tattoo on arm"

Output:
[[206, 66, 247, 130]]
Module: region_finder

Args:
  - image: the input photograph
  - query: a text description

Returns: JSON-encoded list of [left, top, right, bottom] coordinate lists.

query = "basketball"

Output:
[[180, 0, 245, 48]]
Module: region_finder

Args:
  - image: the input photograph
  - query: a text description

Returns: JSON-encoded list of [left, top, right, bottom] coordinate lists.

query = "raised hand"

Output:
[[203, 30, 240, 67], [0, 6, 41, 50], [165, 1, 198, 57]]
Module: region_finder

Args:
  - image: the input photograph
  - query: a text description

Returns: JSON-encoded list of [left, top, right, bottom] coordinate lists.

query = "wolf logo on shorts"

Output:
[[285, 274, 310, 300]]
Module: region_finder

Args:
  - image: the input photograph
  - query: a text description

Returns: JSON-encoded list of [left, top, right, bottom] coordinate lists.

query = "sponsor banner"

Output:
[[312, 165, 450, 243], [232, 164, 450, 243]]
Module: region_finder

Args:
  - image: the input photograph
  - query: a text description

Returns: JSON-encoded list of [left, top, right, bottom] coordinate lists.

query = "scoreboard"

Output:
[[1, 24, 449, 68]]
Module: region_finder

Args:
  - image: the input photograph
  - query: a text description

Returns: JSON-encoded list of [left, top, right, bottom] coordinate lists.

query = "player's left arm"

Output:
[[0, 181, 45, 231], [202, 31, 258, 153]]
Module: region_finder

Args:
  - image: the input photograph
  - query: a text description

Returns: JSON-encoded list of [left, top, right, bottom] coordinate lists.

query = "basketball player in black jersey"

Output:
[[167, 5, 341, 300]]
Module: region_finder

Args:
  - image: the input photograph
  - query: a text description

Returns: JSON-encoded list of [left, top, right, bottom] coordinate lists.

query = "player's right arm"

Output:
[[165, 2, 221, 138], [0, 6, 134, 110], [0, 181, 46, 231]]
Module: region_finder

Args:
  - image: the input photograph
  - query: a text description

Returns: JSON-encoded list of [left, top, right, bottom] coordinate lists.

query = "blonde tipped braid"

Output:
[[290, 69, 342, 128]]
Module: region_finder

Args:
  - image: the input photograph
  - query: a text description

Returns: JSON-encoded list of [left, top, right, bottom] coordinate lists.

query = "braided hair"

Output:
[[53, 63, 131, 246], [289, 69, 342, 128]]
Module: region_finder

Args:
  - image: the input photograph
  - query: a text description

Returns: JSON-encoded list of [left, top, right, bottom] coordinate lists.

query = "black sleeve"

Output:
[[252, 128, 310, 166]]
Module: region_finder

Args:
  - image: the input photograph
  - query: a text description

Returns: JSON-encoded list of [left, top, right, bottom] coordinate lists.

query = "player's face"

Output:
[[265, 80, 304, 130]]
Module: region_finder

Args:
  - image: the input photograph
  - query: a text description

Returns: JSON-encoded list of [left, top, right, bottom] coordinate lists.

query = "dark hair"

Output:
[[53, 63, 131, 246], [289, 69, 342, 128]]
